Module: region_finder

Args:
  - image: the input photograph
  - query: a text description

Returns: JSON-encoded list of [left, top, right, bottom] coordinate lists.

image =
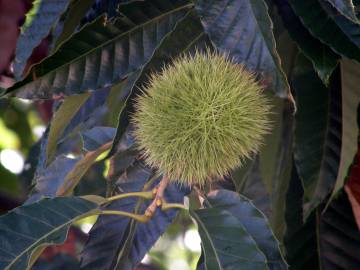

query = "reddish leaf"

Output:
[[345, 136, 360, 230], [41, 227, 87, 261], [0, 0, 25, 74]]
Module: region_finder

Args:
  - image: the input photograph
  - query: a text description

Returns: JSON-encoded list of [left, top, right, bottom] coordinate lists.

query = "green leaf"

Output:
[[206, 190, 288, 269], [59, 87, 112, 141], [52, 0, 96, 51], [283, 167, 319, 270], [191, 207, 268, 270], [331, 59, 360, 201], [46, 93, 91, 164], [268, 108, 293, 241], [0, 197, 99, 270], [233, 158, 272, 216], [192, 211, 267, 270], [284, 164, 360, 269], [14, 0, 72, 79], [230, 158, 255, 193], [325, 0, 359, 24], [195, 0, 292, 101], [232, 95, 294, 240], [56, 140, 112, 196], [288, 0, 360, 62], [320, 1, 360, 49], [81, 126, 116, 151], [292, 54, 341, 218], [318, 191, 360, 269], [30, 138, 111, 201], [29, 156, 79, 203], [83, 0, 142, 22], [274, 0, 339, 85], [5, 0, 192, 99], [285, 173, 360, 269], [259, 95, 285, 194]]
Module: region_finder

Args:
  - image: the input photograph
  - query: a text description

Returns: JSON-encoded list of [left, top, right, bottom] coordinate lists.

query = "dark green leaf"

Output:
[[293, 54, 342, 217], [318, 191, 360, 269], [46, 93, 91, 163], [233, 158, 272, 216], [206, 190, 288, 269], [104, 80, 132, 127], [232, 94, 293, 242], [56, 141, 112, 196], [81, 126, 116, 151], [30, 137, 111, 201], [284, 163, 360, 269], [191, 207, 268, 270], [283, 165, 319, 270], [53, 0, 96, 51], [331, 59, 360, 203], [28, 156, 79, 203], [0, 197, 98, 270], [74, 161, 107, 197], [325, 0, 359, 23], [259, 95, 286, 194], [274, 0, 339, 84], [6, 0, 192, 99], [14, 0, 71, 79], [268, 103, 294, 241], [83, 0, 142, 23], [320, 1, 360, 49], [195, 0, 292, 100], [230, 158, 255, 194], [254, 96, 294, 240], [60, 87, 112, 141], [288, 0, 360, 62]]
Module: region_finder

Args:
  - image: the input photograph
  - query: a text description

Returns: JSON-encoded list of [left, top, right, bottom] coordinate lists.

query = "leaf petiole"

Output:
[[99, 210, 150, 223], [161, 200, 187, 211], [105, 191, 154, 203]]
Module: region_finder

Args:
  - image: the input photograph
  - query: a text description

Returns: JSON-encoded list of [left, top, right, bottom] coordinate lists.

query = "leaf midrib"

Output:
[[192, 210, 222, 270], [26, 3, 194, 85]]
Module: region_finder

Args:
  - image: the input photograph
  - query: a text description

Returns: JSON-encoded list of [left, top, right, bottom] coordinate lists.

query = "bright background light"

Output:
[[0, 149, 24, 174], [184, 229, 201, 252]]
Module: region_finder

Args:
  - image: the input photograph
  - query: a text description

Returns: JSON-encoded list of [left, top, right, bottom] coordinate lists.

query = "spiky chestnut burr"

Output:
[[132, 51, 272, 187]]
